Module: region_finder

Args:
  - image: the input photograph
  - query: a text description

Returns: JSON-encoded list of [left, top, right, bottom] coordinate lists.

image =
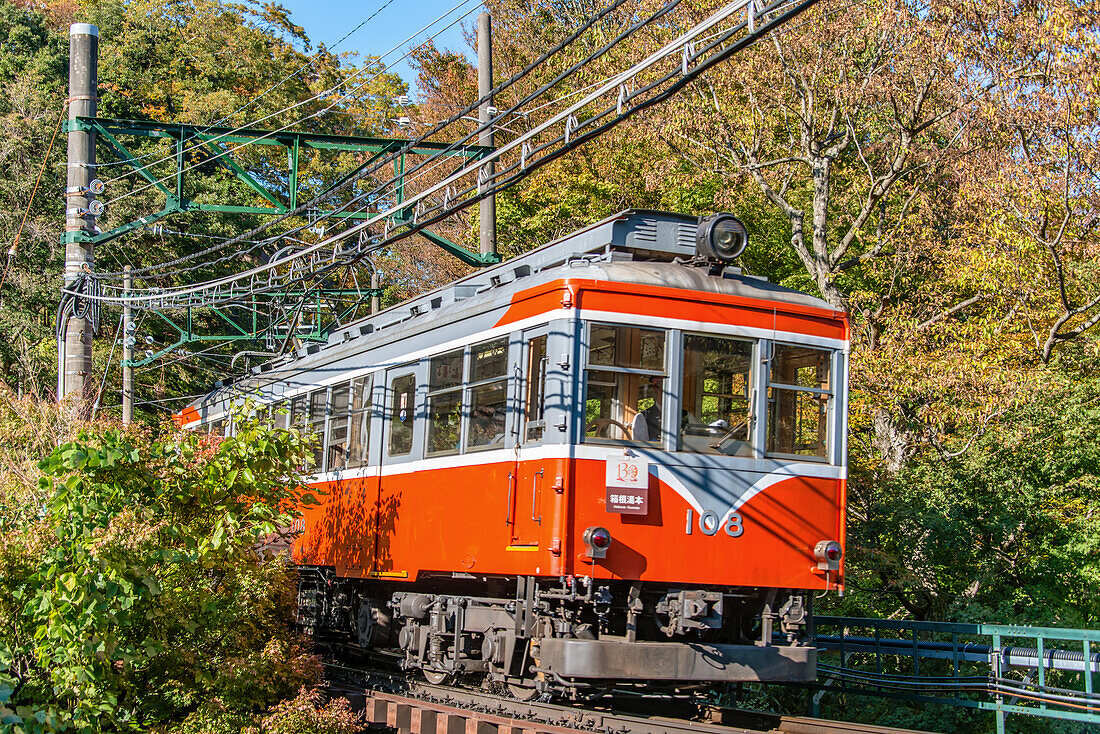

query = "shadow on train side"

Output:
[[656, 457, 841, 569], [283, 474, 402, 578]]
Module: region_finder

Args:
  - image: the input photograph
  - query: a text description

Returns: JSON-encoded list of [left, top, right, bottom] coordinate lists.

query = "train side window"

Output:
[[389, 374, 416, 457], [346, 375, 373, 468], [766, 344, 832, 460], [309, 389, 327, 470], [272, 400, 289, 429], [327, 382, 351, 471], [290, 394, 307, 428], [524, 335, 548, 443], [679, 334, 754, 456], [583, 325, 666, 444], [466, 337, 508, 450], [428, 350, 464, 456]]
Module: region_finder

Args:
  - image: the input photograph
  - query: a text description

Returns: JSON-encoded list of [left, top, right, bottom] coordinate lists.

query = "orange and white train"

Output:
[[180, 210, 849, 695]]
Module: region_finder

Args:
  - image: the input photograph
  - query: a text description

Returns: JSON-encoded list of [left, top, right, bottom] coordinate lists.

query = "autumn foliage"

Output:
[[0, 389, 360, 733], [0, 0, 1097, 730]]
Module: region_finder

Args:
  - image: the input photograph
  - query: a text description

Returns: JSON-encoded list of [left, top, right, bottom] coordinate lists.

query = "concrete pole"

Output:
[[370, 269, 381, 314], [62, 23, 98, 405], [477, 12, 497, 258], [122, 265, 133, 424]]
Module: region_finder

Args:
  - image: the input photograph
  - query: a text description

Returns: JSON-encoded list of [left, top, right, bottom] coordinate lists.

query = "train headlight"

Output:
[[814, 540, 843, 571], [696, 213, 748, 262], [582, 526, 612, 559]]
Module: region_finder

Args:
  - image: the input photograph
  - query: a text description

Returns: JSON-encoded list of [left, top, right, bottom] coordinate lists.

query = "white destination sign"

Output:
[[606, 453, 649, 490]]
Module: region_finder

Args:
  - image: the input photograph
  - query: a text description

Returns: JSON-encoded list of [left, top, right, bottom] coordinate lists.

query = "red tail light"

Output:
[[583, 526, 612, 559], [814, 540, 843, 571]]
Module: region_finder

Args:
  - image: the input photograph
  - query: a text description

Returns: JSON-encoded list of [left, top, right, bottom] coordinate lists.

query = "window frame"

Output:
[[346, 374, 374, 469], [464, 336, 510, 452], [307, 388, 328, 472], [522, 332, 549, 444], [581, 322, 668, 446], [385, 369, 419, 460], [427, 348, 467, 457], [326, 381, 352, 472], [677, 331, 757, 457], [764, 341, 834, 462]]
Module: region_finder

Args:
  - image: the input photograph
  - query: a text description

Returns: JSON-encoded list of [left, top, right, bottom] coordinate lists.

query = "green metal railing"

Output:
[[808, 616, 1100, 732]]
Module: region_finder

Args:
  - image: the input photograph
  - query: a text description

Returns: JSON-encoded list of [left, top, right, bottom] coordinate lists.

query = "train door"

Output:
[[374, 364, 419, 575], [509, 329, 549, 547]]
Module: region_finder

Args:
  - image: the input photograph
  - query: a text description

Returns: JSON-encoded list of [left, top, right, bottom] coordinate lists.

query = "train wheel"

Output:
[[507, 682, 539, 701], [423, 669, 450, 685]]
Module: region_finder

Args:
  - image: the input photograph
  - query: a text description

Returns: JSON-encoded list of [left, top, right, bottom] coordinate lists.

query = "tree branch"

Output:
[[916, 294, 986, 331]]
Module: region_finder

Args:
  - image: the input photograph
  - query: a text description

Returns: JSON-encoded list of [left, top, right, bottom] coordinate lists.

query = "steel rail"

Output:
[[323, 665, 934, 734]]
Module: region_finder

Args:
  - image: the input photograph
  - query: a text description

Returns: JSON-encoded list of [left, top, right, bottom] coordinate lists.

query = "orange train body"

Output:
[[182, 210, 849, 691], [296, 459, 844, 591]]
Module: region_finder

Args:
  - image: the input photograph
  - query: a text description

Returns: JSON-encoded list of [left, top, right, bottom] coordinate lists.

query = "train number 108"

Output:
[[685, 508, 744, 537]]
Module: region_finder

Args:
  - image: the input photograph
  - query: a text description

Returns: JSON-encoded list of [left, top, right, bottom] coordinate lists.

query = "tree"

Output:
[[0, 401, 332, 732], [0, 0, 410, 410]]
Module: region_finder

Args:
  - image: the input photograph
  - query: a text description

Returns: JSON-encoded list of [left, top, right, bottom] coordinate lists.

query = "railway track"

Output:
[[324, 660, 934, 734]]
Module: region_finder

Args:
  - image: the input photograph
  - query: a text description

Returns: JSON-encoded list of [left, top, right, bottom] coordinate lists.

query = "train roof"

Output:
[[192, 210, 842, 408]]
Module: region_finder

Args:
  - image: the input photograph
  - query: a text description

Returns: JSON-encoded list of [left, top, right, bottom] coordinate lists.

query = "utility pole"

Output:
[[477, 12, 497, 258], [370, 269, 381, 314], [61, 23, 99, 406], [122, 265, 133, 424]]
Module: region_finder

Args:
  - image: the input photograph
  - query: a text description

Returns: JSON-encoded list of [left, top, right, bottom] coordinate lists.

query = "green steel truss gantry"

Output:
[[63, 116, 498, 267], [68, 116, 498, 364]]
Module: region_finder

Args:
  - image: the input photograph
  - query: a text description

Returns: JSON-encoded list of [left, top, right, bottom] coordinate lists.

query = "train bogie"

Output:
[[181, 210, 849, 693]]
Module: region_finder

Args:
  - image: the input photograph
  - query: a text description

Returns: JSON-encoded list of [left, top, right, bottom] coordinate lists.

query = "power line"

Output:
[[218, 0, 405, 124], [88, 0, 464, 173], [2, 101, 68, 291], [77, 0, 817, 316], [99, 0, 482, 197], [90, 312, 124, 419], [95, 0, 638, 281]]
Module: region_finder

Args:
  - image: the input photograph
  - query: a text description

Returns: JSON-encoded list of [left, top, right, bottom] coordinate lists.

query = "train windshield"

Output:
[[583, 325, 666, 444], [679, 334, 753, 456], [582, 323, 834, 461], [766, 344, 831, 459]]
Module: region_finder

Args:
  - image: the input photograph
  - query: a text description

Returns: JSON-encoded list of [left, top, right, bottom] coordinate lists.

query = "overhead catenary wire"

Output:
[[77, 0, 816, 317], [86, 0, 411, 172], [96, 0, 636, 282], [90, 312, 125, 420], [215, 0, 405, 123], [132, 393, 209, 404], [110, 0, 789, 306], [2, 101, 68, 291], [88, 0, 486, 287], [70, 0, 765, 314], [99, 0, 483, 199], [299, 0, 819, 291]]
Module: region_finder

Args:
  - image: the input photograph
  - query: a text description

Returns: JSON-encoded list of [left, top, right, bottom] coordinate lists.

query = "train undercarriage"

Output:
[[298, 567, 816, 698]]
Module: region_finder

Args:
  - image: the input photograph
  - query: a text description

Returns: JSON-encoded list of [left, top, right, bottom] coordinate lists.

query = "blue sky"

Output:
[[276, 0, 484, 96]]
